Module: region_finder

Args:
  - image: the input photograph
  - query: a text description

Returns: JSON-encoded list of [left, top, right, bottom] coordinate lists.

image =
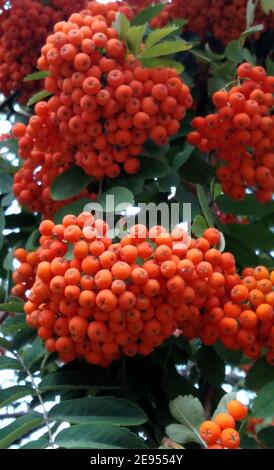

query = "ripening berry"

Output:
[[227, 400, 248, 421], [199, 421, 221, 445]]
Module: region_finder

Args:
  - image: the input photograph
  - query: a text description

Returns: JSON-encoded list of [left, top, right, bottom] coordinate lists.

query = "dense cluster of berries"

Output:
[[128, 0, 274, 43], [200, 399, 247, 449], [12, 216, 274, 367], [0, 0, 74, 102], [31, 1, 192, 180], [224, 265, 274, 366], [188, 63, 274, 203], [12, 114, 98, 218]]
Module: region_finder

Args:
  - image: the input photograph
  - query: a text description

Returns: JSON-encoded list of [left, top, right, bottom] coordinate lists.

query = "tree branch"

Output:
[[13, 351, 55, 448]]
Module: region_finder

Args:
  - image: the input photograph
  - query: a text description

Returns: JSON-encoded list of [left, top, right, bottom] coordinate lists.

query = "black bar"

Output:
[[0, 449, 273, 466]]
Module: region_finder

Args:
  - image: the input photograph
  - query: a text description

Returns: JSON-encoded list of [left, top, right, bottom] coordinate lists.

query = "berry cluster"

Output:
[[200, 399, 247, 449], [188, 63, 274, 203], [128, 0, 274, 44], [12, 215, 274, 367], [172, 0, 273, 44], [21, 217, 197, 365], [0, 0, 70, 102], [194, 264, 274, 366], [12, 109, 97, 218], [12, 248, 40, 300], [32, 1, 191, 180]]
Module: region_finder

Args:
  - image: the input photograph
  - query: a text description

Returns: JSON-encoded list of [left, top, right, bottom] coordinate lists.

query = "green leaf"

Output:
[[166, 423, 201, 445], [169, 395, 205, 446], [12, 328, 36, 351], [0, 301, 24, 313], [196, 346, 225, 387], [158, 169, 179, 192], [257, 427, 274, 448], [98, 187, 134, 213], [246, 358, 274, 390], [251, 381, 274, 418], [0, 208, 5, 251], [0, 385, 33, 409], [0, 174, 13, 195], [20, 437, 50, 449], [55, 423, 147, 449], [146, 25, 179, 49], [140, 157, 169, 179], [214, 342, 242, 365], [3, 247, 17, 271], [225, 223, 274, 252], [240, 23, 264, 41], [53, 197, 92, 224], [240, 434, 259, 449], [0, 313, 26, 334], [242, 48, 256, 65], [204, 44, 225, 61], [143, 140, 169, 160], [0, 356, 23, 371], [112, 12, 131, 40], [260, 0, 274, 14], [207, 77, 227, 95], [224, 234, 273, 269], [126, 25, 146, 55], [49, 397, 147, 426], [141, 39, 192, 59], [172, 144, 194, 170], [64, 243, 73, 261], [216, 194, 274, 217], [212, 392, 237, 418], [39, 372, 95, 392], [191, 215, 208, 238], [27, 90, 53, 107], [25, 229, 39, 251], [217, 231, 226, 252], [0, 413, 43, 449], [51, 166, 91, 201], [246, 0, 256, 27], [225, 40, 244, 63], [1, 192, 14, 207], [131, 4, 165, 26], [180, 152, 214, 184], [23, 337, 45, 370], [266, 56, 274, 75], [139, 57, 184, 73], [24, 70, 50, 81], [192, 49, 213, 64], [0, 337, 14, 352], [197, 185, 214, 227], [175, 184, 201, 220]]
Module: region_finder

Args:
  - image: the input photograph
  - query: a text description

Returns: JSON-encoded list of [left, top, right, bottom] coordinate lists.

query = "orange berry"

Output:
[[227, 400, 248, 421]]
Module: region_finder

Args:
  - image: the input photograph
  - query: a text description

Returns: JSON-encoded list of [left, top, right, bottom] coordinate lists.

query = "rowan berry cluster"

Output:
[[12, 109, 97, 217], [171, 0, 273, 44], [12, 247, 40, 300], [10, 215, 271, 367], [32, 1, 192, 179], [21, 217, 196, 365], [200, 399, 247, 449], [188, 63, 274, 203], [0, 0, 72, 102], [129, 1, 274, 44]]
